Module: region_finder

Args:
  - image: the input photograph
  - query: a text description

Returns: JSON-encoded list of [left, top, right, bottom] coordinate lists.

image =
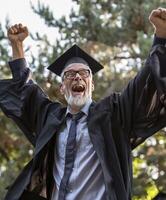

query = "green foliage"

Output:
[[132, 131, 166, 199], [0, 0, 166, 199]]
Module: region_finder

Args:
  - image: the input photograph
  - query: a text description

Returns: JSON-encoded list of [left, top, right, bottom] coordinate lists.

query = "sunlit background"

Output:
[[0, 1, 166, 200]]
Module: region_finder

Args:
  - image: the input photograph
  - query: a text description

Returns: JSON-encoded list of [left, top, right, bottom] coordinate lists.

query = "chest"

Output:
[[56, 116, 93, 159]]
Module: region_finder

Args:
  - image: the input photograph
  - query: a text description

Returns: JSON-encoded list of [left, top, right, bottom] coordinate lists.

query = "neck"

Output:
[[68, 104, 83, 114]]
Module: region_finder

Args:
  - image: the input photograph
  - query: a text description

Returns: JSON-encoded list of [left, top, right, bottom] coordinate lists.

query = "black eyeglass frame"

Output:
[[63, 69, 91, 80]]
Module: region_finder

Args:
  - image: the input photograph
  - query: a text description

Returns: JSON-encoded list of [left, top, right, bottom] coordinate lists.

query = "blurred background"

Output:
[[0, 0, 166, 199]]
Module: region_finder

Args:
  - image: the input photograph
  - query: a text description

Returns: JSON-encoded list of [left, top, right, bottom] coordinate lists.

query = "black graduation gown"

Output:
[[0, 44, 166, 200]]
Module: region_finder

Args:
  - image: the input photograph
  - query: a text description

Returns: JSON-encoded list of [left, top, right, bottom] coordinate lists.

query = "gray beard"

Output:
[[65, 93, 90, 108]]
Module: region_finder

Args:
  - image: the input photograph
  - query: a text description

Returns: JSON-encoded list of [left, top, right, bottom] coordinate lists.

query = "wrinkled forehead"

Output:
[[63, 63, 91, 72]]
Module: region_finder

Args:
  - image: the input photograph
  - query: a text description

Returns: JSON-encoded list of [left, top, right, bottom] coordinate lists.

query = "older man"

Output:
[[0, 7, 166, 200]]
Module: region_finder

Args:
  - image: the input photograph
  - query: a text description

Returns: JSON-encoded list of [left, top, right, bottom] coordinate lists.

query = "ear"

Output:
[[59, 83, 65, 95], [92, 80, 94, 92]]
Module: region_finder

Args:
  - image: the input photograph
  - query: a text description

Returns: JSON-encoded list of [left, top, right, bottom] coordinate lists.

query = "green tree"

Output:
[[0, 1, 166, 199]]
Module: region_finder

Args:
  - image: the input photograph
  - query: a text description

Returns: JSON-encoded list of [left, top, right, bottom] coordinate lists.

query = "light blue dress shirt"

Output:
[[52, 99, 106, 200]]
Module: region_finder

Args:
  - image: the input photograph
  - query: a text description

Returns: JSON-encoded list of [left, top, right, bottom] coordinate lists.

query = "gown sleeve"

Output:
[[0, 58, 52, 146], [113, 37, 166, 148]]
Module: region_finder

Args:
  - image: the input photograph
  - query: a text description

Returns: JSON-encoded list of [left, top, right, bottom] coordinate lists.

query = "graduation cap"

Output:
[[47, 44, 103, 76], [152, 192, 166, 200]]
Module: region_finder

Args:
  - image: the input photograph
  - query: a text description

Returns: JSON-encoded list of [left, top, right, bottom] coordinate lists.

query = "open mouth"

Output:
[[72, 85, 85, 93]]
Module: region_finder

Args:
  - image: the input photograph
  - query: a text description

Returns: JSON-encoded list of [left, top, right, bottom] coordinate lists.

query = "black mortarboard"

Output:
[[47, 44, 103, 76]]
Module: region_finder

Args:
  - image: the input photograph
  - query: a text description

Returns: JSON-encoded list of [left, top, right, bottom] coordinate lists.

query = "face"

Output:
[[60, 63, 94, 108]]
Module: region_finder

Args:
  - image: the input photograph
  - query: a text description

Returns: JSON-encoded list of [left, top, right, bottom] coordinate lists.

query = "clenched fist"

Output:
[[7, 24, 29, 59], [7, 23, 29, 44], [149, 7, 166, 38]]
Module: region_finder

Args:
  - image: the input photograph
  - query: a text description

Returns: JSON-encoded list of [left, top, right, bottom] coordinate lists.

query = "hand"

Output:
[[7, 24, 29, 44], [7, 24, 29, 60], [149, 8, 166, 38]]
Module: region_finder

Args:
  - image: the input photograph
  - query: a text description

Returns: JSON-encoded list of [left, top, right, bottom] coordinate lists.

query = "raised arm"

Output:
[[113, 8, 166, 148], [0, 24, 53, 146]]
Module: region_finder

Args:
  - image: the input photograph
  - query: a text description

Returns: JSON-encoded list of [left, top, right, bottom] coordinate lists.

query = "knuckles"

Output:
[[7, 23, 29, 35]]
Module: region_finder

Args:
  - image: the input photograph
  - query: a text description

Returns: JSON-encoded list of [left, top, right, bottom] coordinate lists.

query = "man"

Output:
[[0, 7, 166, 200]]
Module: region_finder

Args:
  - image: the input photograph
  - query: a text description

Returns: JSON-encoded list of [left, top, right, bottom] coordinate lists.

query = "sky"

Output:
[[0, 0, 73, 50], [0, 0, 72, 32]]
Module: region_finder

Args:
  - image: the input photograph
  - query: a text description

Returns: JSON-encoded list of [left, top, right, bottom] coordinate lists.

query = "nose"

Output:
[[74, 72, 82, 80]]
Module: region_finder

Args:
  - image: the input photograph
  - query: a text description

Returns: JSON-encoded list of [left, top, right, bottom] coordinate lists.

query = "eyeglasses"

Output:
[[63, 69, 90, 80]]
